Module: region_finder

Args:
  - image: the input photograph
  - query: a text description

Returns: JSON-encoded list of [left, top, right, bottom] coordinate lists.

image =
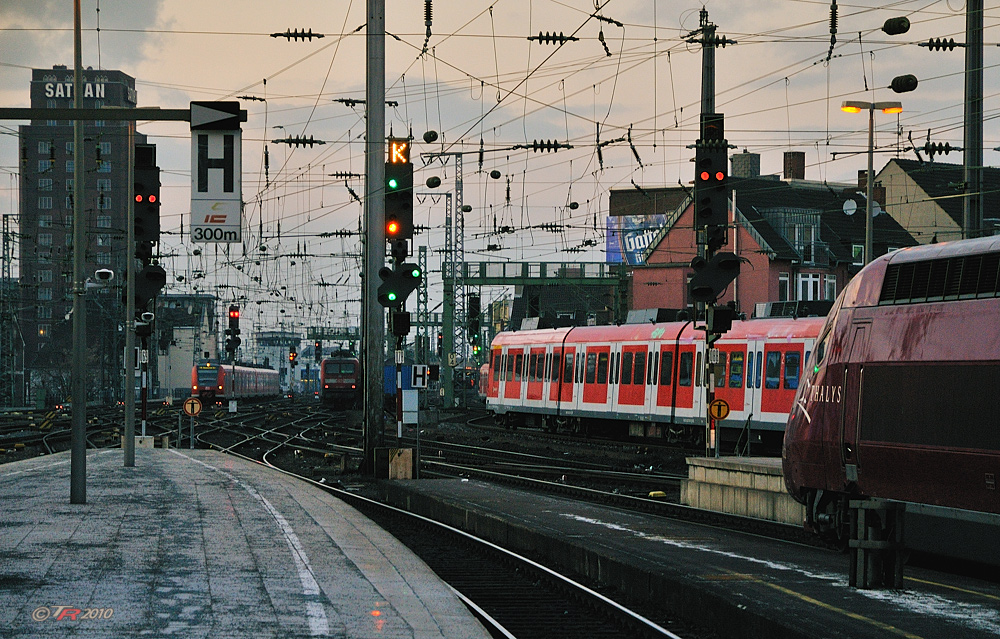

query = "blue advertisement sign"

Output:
[[606, 215, 666, 265]]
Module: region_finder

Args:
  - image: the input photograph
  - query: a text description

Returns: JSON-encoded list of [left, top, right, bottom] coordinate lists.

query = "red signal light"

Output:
[[715, 171, 725, 181], [149, 194, 157, 203], [699, 171, 710, 182], [229, 309, 239, 319], [135, 194, 143, 203], [387, 220, 400, 235]]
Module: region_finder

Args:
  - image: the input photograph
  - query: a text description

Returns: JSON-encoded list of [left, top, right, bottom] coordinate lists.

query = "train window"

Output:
[[564, 353, 574, 384], [514, 354, 523, 382], [695, 352, 703, 387], [634, 351, 646, 385], [597, 352, 609, 384], [764, 351, 781, 389], [551, 354, 561, 382], [746, 351, 754, 388], [648, 352, 656, 385], [585, 352, 597, 384], [813, 333, 828, 372], [715, 352, 727, 387], [784, 352, 801, 390], [678, 352, 693, 386], [660, 351, 673, 386], [622, 352, 634, 385], [756, 351, 763, 389], [493, 353, 500, 382], [528, 354, 537, 381], [729, 351, 744, 388]]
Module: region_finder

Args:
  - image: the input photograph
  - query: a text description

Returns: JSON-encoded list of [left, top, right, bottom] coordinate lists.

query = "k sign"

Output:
[[190, 102, 242, 243]]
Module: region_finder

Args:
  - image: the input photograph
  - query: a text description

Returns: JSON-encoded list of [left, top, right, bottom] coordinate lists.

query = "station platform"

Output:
[[681, 456, 805, 526], [0, 449, 490, 639], [383, 478, 1000, 639]]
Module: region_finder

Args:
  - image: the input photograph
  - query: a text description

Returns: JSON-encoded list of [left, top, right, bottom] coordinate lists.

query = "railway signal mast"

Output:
[[686, 9, 739, 456]]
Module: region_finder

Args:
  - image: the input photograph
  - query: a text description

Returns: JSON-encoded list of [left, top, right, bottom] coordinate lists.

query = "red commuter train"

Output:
[[783, 236, 1000, 550], [191, 362, 281, 403], [319, 353, 362, 408], [484, 316, 825, 445]]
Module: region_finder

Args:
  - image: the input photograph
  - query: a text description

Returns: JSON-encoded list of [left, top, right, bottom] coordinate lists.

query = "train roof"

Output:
[[491, 316, 825, 347]]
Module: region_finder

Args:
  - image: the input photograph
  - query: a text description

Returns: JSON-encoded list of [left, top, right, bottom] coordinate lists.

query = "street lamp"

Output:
[[841, 100, 903, 265]]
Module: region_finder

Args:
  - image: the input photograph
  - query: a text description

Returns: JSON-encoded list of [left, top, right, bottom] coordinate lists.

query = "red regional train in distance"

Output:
[[319, 352, 362, 409], [484, 315, 826, 446], [783, 236, 1000, 562], [191, 361, 281, 403]]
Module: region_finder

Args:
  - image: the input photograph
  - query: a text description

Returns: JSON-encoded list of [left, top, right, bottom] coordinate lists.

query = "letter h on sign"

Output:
[[197, 134, 235, 194]]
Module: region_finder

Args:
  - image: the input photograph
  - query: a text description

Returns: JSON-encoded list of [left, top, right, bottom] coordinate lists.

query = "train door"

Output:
[[504, 348, 524, 401], [617, 345, 647, 408], [841, 322, 870, 482], [743, 340, 763, 421], [714, 345, 747, 419], [582, 345, 611, 405], [760, 345, 804, 416], [655, 345, 675, 413], [556, 347, 575, 404], [488, 348, 501, 399], [526, 348, 545, 401]]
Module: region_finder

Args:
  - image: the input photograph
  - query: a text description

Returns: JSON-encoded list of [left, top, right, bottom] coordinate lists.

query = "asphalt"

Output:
[[0, 449, 491, 639]]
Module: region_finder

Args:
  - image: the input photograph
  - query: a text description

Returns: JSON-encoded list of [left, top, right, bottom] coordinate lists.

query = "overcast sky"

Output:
[[1, 1, 996, 337]]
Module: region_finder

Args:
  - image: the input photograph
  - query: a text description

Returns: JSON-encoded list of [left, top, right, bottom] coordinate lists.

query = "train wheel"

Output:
[[494, 412, 508, 429]]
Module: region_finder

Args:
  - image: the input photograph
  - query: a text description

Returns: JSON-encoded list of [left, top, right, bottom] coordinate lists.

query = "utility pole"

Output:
[[963, 0, 983, 238], [70, 0, 87, 503], [363, 0, 386, 475]]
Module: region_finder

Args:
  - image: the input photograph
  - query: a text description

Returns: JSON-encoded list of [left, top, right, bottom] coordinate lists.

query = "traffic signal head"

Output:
[[133, 264, 167, 310], [314, 340, 322, 362], [133, 164, 161, 246], [385, 138, 413, 241], [228, 305, 240, 332], [694, 144, 729, 252], [289, 345, 298, 363], [688, 252, 741, 304], [390, 310, 411, 337], [377, 263, 422, 308]]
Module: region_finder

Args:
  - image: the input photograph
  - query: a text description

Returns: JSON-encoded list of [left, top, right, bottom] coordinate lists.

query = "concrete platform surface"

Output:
[[0, 449, 489, 639]]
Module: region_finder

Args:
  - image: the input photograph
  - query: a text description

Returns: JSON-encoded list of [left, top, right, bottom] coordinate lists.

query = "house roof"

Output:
[[880, 158, 1000, 228], [731, 176, 918, 263]]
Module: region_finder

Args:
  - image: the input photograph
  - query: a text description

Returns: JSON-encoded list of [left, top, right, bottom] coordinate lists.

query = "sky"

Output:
[[0, 0, 997, 342]]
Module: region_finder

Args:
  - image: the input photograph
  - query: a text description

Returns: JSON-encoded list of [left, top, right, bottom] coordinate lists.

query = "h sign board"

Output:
[[411, 364, 428, 388], [190, 102, 242, 243]]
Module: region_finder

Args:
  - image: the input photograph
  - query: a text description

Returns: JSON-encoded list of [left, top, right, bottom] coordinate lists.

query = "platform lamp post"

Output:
[[841, 100, 902, 266]]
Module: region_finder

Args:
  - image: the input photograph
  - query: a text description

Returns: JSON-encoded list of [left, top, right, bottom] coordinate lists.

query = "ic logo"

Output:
[[203, 215, 227, 223]]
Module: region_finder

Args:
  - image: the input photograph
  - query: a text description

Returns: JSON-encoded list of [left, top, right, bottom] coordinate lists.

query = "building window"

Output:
[[65, 160, 74, 173], [38, 325, 50, 338], [38, 140, 52, 154], [824, 274, 837, 300], [38, 159, 53, 173], [38, 288, 52, 301], [98, 194, 112, 210], [98, 142, 112, 157], [97, 233, 111, 247], [66, 179, 74, 191], [65, 196, 74, 209], [778, 272, 790, 302], [39, 251, 52, 263], [39, 215, 53, 228], [852, 244, 864, 266], [38, 306, 52, 319], [38, 196, 53, 209], [96, 251, 111, 265], [797, 273, 822, 301], [66, 141, 74, 154], [38, 178, 53, 192], [66, 233, 73, 247], [97, 179, 111, 192], [97, 215, 112, 228], [38, 233, 53, 246], [38, 269, 53, 283], [792, 224, 817, 264]]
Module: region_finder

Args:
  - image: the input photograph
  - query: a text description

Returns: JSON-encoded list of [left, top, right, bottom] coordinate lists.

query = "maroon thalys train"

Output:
[[319, 354, 362, 408], [191, 362, 281, 403], [784, 236, 1000, 544], [484, 316, 825, 443]]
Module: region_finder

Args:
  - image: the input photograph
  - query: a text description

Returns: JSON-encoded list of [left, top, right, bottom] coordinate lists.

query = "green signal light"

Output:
[[388, 178, 398, 189], [387, 292, 398, 301], [410, 268, 421, 277]]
